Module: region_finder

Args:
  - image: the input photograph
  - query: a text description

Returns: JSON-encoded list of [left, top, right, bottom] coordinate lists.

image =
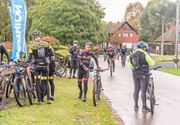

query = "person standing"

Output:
[[129, 41, 155, 112], [28, 30, 53, 104], [69, 40, 80, 79], [0, 44, 10, 64], [48, 47, 56, 101]]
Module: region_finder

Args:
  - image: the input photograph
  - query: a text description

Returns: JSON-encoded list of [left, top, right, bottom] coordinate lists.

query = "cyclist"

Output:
[[77, 42, 100, 102], [0, 44, 10, 64], [120, 45, 128, 64], [129, 41, 155, 112], [48, 47, 56, 101], [69, 40, 80, 79], [28, 30, 53, 104], [106, 46, 116, 72]]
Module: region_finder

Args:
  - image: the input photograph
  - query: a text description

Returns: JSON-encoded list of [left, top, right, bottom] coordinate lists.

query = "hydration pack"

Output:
[[130, 51, 144, 70]]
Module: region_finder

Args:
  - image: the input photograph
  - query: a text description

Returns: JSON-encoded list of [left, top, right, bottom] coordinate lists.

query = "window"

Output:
[[130, 33, 133, 38], [123, 32, 129, 38]]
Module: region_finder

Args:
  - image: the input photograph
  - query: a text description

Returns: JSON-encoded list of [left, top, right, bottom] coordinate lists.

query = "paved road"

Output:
[[156, 62, 180, 69], [100, 58, 180, 125]]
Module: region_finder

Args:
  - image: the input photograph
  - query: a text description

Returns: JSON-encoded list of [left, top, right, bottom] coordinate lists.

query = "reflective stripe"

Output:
[[41, 76, 48, 80], [29, 49, 33, 53], [48, 76, 54, 80], [34, 75, 41, 79]]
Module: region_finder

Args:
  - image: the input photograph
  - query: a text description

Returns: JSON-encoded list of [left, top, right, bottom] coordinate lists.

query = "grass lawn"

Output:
[[151, 55, 178, 63], [0, 77, 120, 125], [160, 68, 180, 76]]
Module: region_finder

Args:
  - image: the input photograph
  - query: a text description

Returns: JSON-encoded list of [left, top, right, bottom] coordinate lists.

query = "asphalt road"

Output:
[[100, 58, 180, 125]]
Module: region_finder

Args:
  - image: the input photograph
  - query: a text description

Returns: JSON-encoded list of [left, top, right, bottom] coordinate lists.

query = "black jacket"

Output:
[[0, 45, 10, 64]]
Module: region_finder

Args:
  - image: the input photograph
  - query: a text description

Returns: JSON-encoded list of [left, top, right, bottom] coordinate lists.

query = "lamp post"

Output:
[[175, 0, 180, 68], [155, 13, 164, 55]]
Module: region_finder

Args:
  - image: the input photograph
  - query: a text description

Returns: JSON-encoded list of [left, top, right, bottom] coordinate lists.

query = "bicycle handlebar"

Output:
[[150, 66, 162, 71]]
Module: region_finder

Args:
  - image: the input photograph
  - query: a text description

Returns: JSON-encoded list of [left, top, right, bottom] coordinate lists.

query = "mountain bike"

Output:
[[146, 66, 161, 114], [55, 57, 67, 77], [121, 55, 126, 67], [0, 64, 16, 100], [90, 68, 107, 106], [13, 62, 36, 106], [108, 59, 114, 77], [24, 62, 36, 105]]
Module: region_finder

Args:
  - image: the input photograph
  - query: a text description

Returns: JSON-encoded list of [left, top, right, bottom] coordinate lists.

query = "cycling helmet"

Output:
[[137, 41, 147, 49], [32, 30, 41, 37], [73, 40, 78, 44]]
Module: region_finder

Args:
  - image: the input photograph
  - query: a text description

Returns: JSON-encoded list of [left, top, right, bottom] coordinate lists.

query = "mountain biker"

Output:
[[0, 44, 10, 64], [69, 40, 80, 79], [77, 42, 100, 102], [129, 41, 155, 112], [48, 47, 56, 101], [120, 45, 127, 58], [120, 45, 128, 65], [106, 46, 116, 72], [28, 30, 53, 104]]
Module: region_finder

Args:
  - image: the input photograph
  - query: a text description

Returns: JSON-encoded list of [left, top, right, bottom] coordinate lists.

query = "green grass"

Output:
[[151, 55, 178, 63], [0, 77, 120, 125], [160, 68, 180, 76]]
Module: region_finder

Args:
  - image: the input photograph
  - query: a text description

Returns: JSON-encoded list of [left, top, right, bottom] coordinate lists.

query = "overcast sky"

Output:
[[97, 0, 176, 22]]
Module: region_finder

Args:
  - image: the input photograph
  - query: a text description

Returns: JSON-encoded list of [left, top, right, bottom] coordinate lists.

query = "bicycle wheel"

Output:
[[149, 78, 155, 114], [110, 64, 113, 77], [97, 80, 102, 101], [93, 78, 99, 106], [25, 74, 34, 105], [6, 75, 13, 98], [149, 89, 155, 114], [13, 77, 26, 107]]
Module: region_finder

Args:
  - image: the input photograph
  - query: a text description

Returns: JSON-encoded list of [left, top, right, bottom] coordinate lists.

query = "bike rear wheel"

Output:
[[93, 78, 99, 106], [110, 65, 113, 77], [149, 78, 155, 114], [13, 77, 26, 107], [5, 75, 13, 98]]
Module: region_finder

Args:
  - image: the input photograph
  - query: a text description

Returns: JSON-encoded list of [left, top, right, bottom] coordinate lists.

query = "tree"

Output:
[[124, 2, 144, 30], [139, 0, 176, 41], [0, 1, 11, 42], [28, 0, 106, 45]]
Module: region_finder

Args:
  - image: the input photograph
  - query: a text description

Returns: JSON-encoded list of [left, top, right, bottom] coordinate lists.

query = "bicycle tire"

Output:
[[97, 80, 102, 101], [149, 78, 155, 114], [149, 90, 154, 114], [13, 77, 26, 107], [93, 78, 98, 106], [110, 65, 113, 77], [5, 76, 13, 98], [25, 74, 34, 105]]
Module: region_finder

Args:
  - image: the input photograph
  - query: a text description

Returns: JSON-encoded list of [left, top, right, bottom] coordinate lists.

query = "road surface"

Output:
[[100, 58, 180, 125]]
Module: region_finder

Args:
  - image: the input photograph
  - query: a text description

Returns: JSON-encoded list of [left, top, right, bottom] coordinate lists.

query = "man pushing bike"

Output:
[[28, 30, 54, 104], [77, 42, 100, 102], [129, 41, 155, 112]]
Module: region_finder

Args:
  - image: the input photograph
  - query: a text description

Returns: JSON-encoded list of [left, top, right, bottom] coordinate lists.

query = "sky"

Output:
[[97, 0, 176, 22]]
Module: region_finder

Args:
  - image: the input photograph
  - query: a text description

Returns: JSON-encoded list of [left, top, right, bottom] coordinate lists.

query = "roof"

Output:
[[155, 31, 180, 42], [105, 21, 138, 34], [105, 22, 123, 34]]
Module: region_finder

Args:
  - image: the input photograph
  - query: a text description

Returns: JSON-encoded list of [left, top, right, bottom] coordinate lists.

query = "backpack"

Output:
[[130, 51, 144, 70]]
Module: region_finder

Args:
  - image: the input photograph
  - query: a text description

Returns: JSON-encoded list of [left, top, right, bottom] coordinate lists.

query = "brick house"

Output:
[[106, 21, 139, 48]]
